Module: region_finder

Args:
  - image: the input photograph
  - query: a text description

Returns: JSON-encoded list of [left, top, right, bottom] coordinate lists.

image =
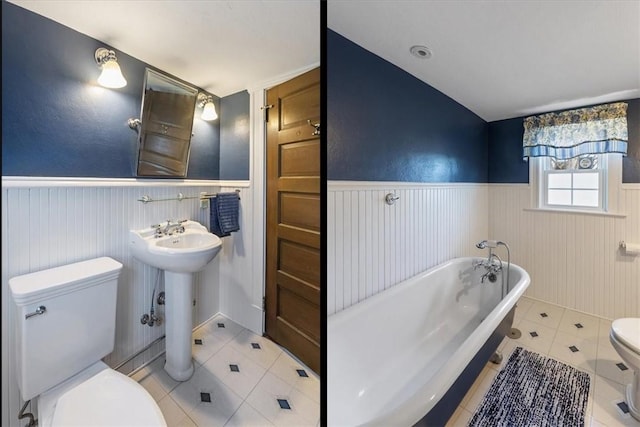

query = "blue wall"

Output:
[[327, 29, 639, 185], [1, 2, 251, 180], [327, 30, 488, 182], [488, 98, 640, 183], [220, 91, 250, 180], [487, 118, 530, 183]]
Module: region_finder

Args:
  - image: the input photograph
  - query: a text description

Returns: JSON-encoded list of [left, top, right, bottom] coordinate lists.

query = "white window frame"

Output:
[[543, 160, 604, 211], [530, 153, 623, 215]]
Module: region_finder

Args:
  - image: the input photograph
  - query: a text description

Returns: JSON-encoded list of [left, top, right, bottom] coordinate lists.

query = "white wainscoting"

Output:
[[217, 185, 264, 334], [328, 181, 639, 320], [0, 180, 257, 427], [327, 181, 490, 316], [488, 184, 640, 320]]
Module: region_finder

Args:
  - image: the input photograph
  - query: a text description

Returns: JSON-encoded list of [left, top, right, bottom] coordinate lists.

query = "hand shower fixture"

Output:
[[476, 240, 498, 249]]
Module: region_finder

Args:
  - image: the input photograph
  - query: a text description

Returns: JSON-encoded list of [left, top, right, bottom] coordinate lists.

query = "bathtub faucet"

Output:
[[474, 240, 512, 297], [482, 254, 503, 283], [473, 254, 502, 282], [474, 240, 504, 282]]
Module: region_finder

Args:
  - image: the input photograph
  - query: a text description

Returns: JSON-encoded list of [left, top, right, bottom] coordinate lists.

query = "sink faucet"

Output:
[[161, 219, 187, 236]]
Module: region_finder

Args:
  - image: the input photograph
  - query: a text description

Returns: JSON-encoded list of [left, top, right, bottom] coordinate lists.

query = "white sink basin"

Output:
[[129, 220, 222, 273]]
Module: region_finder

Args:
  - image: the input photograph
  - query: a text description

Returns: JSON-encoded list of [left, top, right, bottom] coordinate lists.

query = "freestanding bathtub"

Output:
[[328, 257, 530, 426]]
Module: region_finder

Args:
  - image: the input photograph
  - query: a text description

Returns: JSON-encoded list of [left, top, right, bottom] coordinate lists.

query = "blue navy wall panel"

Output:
[[2, 2, 221, 179], [188, 98, 221, 179], [487, 118, 529, 183], [327, 30, 488, 183], [487, 98, 640, 184], [220, 91, 250, 180]]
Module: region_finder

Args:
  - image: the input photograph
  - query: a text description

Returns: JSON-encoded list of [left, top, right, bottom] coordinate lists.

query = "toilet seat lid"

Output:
[[612, 318, 640, 353], [52, 368, 166, 426]]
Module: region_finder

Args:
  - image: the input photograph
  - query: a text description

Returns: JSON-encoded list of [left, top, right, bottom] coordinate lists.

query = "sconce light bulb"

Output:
[[98, 59, 127, 88], [201, 101, 218, 121]]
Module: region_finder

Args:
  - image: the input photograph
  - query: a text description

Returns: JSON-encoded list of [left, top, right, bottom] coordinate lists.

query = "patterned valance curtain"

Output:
[[522, 102, 628, 160]]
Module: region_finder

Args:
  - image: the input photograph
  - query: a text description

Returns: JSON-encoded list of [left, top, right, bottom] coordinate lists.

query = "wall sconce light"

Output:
[[197, 93, 218, 121], [94, 47, 127, 88]]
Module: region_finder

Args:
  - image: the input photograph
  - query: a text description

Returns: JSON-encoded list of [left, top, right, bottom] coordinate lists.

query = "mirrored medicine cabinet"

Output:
[[134, 68, 199, 177]]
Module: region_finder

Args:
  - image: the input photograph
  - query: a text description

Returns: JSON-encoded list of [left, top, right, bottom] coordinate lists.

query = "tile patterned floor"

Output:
[[131, 314, 320, 427], [446, 296, 640, 427]]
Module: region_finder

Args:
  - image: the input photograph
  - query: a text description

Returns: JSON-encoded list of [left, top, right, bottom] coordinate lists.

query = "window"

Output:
[[523, 102, 628, 215], [531, 153, 622, 214], [544, 155, 603, 209]]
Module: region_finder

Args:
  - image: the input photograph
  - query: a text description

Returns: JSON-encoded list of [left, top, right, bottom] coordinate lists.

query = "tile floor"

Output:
[[446, 296, 640, 427], [131, 314, 320, 427]]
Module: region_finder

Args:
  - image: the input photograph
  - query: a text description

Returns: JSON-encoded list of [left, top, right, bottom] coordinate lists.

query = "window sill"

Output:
[[523, 207, 626, 218]]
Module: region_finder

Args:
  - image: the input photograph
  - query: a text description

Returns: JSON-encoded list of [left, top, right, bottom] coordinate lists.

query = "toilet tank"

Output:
[[9, 257, 123, 401]]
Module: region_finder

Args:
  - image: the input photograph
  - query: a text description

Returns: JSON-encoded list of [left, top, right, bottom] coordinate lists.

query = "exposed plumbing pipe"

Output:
[[496, 241, 511, 297], [18, 400, 36, 427], [141, 269, 162, 327], [492, 252, 505, 297]]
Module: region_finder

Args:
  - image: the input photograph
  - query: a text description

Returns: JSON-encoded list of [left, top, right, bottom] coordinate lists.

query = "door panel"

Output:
[[280, 141, 320, 176], [278, 288, 320, 341], [265, 68, 320, 374], [279, 241, 320, 285], [280, 86, 321, 129], [280, 193, 320, 231]]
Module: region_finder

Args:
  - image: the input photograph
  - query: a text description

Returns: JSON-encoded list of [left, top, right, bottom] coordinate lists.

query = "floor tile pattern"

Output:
[[446, 297, 640, 427], [132, 314, 319, 427]]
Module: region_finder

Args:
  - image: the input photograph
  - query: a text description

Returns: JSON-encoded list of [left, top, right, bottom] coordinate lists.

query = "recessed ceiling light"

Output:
[[410, 45, 432, 59]]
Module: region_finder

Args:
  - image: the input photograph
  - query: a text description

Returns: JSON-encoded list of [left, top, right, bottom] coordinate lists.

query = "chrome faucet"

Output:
[[163, 219, 186, 235], [473, 240, 503, 282], [481, 253, 503, 283], [474, 240, 512, 298], [151, 219, 187, 237]]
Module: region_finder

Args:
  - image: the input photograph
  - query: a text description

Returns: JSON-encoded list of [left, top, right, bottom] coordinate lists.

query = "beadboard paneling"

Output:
[[1, 183, 226, 426], [217, 185, 264, 334], [488, 185, 640, 319], [327, 182, 489, 315]]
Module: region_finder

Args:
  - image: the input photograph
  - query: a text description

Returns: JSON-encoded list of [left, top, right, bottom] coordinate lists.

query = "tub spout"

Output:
[[476, 253, 503, 284], [483, 271, 498, 283]]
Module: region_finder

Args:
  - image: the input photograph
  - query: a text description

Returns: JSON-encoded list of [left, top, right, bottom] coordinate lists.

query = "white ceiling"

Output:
[[9, 0, 320, 97], [328, 0, 640, 122]]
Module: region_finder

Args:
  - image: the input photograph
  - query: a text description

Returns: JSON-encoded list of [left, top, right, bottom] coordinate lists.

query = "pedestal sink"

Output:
[[129, 220, 222, 381]]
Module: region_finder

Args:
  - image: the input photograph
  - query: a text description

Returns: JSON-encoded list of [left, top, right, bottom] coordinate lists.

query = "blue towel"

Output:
[[209, 192, 240, 237]]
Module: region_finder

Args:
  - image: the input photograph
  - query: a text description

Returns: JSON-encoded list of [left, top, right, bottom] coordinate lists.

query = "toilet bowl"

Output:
[[610, 318, 640, 421], [38, 361, 165, 426], [9, 257, 166, 426]]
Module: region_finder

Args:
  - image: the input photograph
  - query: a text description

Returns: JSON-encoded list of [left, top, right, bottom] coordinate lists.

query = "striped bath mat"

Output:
[[469, 346, 590, 427]]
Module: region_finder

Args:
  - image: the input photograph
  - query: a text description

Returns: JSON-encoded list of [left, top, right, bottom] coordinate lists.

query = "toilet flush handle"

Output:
[[25, 305, 46, 319]]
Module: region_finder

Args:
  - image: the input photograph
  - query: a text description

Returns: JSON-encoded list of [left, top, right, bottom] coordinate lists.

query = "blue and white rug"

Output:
[[469, 346, 590, 427]]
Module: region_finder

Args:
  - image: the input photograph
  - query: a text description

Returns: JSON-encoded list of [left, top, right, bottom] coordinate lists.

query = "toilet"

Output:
[[610, 318, 640, 421], [9, 257, 166, 426]]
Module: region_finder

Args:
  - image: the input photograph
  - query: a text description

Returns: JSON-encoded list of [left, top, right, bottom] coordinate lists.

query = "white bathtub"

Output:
[[328, 257, 530, 426]]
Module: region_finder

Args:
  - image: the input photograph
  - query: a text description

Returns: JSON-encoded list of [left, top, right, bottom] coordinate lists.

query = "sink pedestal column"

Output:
[[163, 271, 194, 381]]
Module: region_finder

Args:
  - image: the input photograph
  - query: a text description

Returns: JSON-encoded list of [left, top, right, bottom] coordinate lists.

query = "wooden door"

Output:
[[265, 68, 320, 374]]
